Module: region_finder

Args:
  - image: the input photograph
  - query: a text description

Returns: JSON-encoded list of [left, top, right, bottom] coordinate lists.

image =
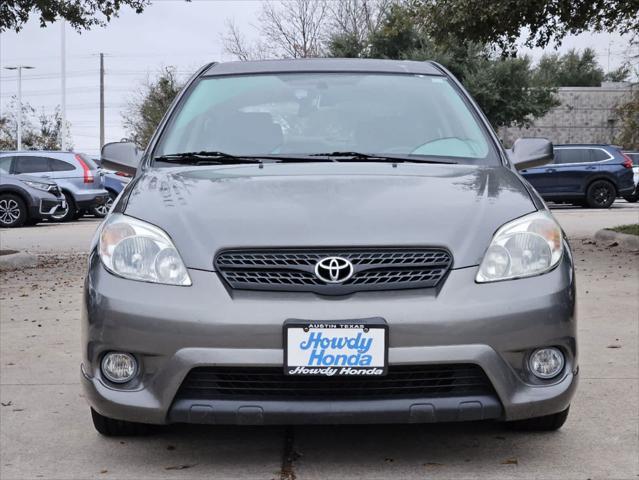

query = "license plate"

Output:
[[284, 318, 388, 376]]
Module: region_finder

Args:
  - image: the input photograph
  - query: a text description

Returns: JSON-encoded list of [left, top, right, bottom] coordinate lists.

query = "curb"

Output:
[[0, 251, 38, 271], [594, 229, 639, 250]]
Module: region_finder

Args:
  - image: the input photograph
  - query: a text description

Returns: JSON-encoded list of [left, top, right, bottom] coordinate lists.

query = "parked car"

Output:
[[84, 59, 577, 436], [0, 169, 66, 227], [520, 144, 635, 208], [0, 151, 110, 221], [89, 157, 132, 217], [621, 151, 639, 203]]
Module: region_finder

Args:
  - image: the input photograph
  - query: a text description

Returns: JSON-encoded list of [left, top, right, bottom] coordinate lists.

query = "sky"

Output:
[[0, 0, 635, 156]]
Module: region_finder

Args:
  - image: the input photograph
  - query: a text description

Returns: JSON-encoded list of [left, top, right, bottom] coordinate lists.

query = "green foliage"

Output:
[[0, 99, 71, 150], [614, 89, 639, 149], [462, 56, 559, 128], [604, 63, 632, 83], [122, 67, 182, 149], [417, 0, 639, 52], [1, 0, 150, 33], [327, 3, 559, 128], [328, 32, 368, 58], [534, 49, 604, 87]]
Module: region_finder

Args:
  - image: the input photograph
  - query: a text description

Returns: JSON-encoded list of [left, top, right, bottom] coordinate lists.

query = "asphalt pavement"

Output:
[[0, 202, 637, 480]]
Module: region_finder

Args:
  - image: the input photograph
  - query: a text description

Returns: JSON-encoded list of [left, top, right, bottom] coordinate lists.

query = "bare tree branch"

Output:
[[222, 0, 389, 61], [221, 19, 276, 61]]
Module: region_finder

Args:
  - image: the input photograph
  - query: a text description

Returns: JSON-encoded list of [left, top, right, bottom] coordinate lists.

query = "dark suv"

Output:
[[520, 144, 635, 208]]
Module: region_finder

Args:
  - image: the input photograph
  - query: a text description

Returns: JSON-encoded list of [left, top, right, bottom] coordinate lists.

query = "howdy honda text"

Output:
[[287, 366, 385, 376]]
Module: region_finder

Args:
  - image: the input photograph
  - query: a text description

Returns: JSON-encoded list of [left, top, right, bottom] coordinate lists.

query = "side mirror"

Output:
[[100, 141, 141, 176], [507, 138, 553, 170]]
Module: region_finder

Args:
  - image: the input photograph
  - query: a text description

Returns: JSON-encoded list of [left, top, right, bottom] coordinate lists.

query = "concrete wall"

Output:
[[499, 83, 635, 147]]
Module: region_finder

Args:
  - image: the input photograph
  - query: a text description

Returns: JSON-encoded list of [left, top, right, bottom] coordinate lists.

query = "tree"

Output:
[[1, 0, 150, 33], [326, 0, 391, 58], [122, 67, 182, 149], [604, 63, 632, 83], [0, 98, 71, 150], [464, 55, 559, 128], [223, 0, 330, 60], [328, 3, 559, 128], [615, 89, 639, 149], [222, 19, 271, 61], [534, 48, 605, 87], [418, 0, 639, 52]]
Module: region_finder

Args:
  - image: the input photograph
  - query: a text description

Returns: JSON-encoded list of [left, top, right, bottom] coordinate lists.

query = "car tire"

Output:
[[92, 191, 116, 218], [506, 406, 570, 431], [0, 194, 28, 228], [585, 180, 616, 208], [50, 192, 76, 222], [90, 408, 150, 436], [623, 193, 639, 203]]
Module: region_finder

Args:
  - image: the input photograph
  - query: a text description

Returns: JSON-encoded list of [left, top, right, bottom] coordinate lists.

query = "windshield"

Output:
[[153, 73, 499, 165]]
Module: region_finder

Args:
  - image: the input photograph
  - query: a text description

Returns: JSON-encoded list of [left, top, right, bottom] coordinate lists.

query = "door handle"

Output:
[[520, 169, 528, 173], [586, 166, 597, 170], [545, 168, 556, 173]]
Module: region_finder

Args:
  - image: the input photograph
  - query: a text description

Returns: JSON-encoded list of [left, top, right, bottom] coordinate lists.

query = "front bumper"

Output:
[[28, 197, 66, 220], [81, 246, 577, 425]]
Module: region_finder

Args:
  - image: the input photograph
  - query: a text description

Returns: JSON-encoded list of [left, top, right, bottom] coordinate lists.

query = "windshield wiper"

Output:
[[309, 151, 458, 164], [154, 150, 458, 165], [154, 151, 266, 165], [154, 151, 336, 165]]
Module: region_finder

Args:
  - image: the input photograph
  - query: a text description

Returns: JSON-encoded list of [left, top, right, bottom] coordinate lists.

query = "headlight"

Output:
[[23, 180, 51, 191], [99, 213, 191, 286], [476, 211, 562, 282]]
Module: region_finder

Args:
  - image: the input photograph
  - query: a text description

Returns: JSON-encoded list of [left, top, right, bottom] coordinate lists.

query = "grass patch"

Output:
[[610, 224, 639, 236]]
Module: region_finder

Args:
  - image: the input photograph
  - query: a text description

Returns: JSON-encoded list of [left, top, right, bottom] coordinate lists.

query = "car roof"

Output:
[[554, 144, 613, 148], [553, 144, 621, 151], [203, 58, 443, 77]]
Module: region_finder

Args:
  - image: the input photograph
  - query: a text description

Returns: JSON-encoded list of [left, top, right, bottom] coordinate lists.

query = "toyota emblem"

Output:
[[314, 256, 354, 283]]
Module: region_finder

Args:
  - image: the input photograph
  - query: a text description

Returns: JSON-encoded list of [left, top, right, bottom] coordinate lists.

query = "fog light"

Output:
[[101, 352, 137, 383], [529, 347, 564, 379]]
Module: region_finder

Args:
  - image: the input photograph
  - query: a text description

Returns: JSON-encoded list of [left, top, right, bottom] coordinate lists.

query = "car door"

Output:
[[519, 155, 557, 195], [551, 147, 598, 195]]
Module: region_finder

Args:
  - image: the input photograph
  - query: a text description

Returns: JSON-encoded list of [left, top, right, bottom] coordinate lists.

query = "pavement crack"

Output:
[[279, 427, 300, 480]]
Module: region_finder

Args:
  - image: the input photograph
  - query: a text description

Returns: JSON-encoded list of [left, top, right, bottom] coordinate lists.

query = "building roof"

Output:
[[203, 58, 443, 77]]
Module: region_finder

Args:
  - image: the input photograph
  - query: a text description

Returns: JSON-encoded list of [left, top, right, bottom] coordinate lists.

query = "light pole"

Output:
[[3, 65, 35, 150], [60, 20, 67, 150]]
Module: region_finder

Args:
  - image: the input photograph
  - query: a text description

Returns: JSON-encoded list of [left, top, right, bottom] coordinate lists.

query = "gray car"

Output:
[[0, 151, 110, 222], [0, 171, 65, 227], [83, 59, 577, 436]]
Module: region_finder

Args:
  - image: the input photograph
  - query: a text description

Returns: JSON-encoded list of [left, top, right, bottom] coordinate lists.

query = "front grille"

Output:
[[175, 364, 495, 401], [215, 248, 452, 295]]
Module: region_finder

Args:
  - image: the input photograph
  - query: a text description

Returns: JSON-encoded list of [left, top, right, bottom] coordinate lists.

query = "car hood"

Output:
[[123, 163, 537, 271]]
